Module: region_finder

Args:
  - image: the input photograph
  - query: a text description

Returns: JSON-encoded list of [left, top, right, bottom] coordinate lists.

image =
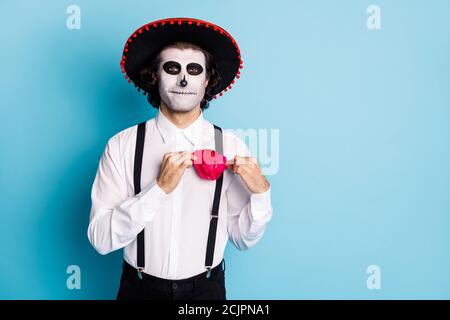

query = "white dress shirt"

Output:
[[88, 108, 273, 280]]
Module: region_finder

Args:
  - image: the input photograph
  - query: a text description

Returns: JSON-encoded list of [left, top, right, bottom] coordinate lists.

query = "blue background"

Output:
[[1, 0, 449, 299]]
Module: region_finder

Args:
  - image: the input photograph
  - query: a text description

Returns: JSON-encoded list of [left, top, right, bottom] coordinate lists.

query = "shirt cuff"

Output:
[[250, 187, 272, 223], [139, 179, 169, 211]]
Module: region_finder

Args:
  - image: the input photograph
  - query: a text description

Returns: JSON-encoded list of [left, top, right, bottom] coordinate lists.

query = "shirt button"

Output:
[[172, 282, 178, 290]]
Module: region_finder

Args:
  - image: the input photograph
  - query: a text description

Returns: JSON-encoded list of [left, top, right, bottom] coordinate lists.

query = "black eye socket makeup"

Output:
[[187, 63, 204, 76], [163, 61, 181, 75]]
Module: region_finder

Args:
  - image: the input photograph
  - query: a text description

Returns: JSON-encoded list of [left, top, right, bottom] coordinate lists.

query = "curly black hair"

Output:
[[139, 42, 221, 110]]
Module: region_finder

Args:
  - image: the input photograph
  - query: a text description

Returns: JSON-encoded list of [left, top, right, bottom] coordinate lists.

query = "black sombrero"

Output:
[[120, 17, 243, 99]]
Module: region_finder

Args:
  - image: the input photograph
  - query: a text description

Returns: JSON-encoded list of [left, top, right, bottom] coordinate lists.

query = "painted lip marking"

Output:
[[169, 90, 196, 95]]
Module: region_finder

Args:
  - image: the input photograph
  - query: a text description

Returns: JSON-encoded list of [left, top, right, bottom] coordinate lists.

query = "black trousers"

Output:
[[116, 260, 227, 300]]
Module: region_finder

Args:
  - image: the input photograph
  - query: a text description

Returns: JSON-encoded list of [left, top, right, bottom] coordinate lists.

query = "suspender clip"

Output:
[[137, 267, 144, 280], [205, 267, 212, 278], [210, 214, 219, 220]]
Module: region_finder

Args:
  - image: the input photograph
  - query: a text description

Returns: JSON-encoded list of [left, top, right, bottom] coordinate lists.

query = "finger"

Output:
[[247, 157, 258, 165], [180, 152, 194, 166], [237, 156, 253, 166], [166, 152, 184, 166], [231, 159, 240, 174], [226, 159, 235, 168], [240, 165, 258, 176], [231, 161, 254, 175], [162, 152, 173, 162], [226, 156, 237, 171], [238, 156, 256, 166], [183, 157, 194, 168], [161, 152, 175, 166], [174, 151, 186, 158], [174, 152, 193, 166], [182, 151, 193, 161]]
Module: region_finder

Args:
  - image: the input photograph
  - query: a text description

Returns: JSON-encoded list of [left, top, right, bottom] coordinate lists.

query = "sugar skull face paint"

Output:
[[158, 47, 208, 112]]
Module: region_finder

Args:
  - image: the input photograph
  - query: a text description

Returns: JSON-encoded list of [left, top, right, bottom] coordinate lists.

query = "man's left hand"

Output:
[[226, 156, 270, 194]]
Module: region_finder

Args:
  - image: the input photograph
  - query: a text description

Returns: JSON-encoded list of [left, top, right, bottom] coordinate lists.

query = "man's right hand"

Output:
[[156, 151, 196, 194]]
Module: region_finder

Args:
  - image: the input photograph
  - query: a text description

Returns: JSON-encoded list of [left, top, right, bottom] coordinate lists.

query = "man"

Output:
[[88, 17, 273, 300]]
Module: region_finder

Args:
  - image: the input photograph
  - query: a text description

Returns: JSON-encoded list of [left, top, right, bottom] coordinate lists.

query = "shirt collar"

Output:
[[156, 108, 204, 147]]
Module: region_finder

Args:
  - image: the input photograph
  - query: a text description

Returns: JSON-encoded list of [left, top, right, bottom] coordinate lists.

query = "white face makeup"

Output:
[[158, 47, 208, 112]]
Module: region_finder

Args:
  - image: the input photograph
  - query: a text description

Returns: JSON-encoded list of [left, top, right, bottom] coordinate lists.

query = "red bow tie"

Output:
[[192, 149, 227, 180]]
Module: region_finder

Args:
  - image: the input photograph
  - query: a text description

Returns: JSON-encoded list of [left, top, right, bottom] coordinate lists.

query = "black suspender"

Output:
[[205, 125, 224, 278], [133, 121, 224, 279], [134, 122, 146, 278]]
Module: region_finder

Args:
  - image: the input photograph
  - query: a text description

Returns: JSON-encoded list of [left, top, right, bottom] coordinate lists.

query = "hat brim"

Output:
[[121, 18, 243, 98]]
